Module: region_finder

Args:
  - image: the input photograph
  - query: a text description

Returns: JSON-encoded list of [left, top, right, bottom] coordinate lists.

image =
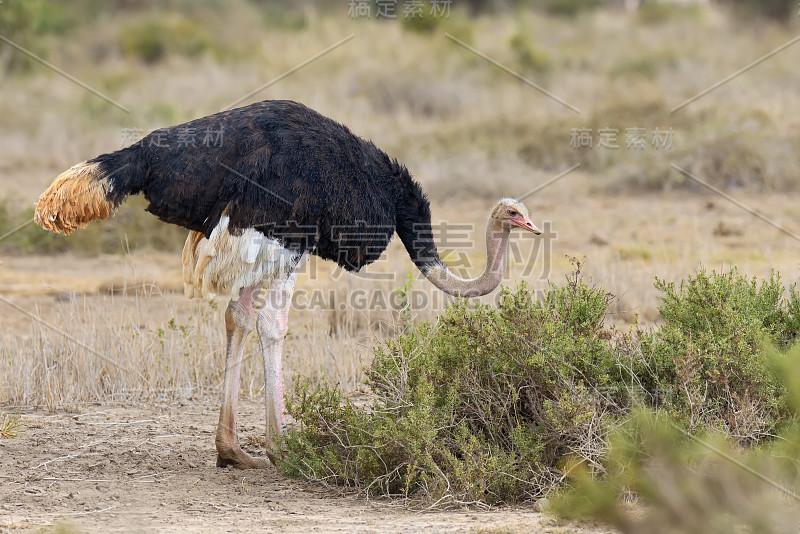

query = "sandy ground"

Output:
[[0, 400, 611, 534]]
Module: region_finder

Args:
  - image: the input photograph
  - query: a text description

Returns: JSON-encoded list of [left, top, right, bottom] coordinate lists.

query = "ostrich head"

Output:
[[492, 198, 541, 235], [405, 197, 544, 298]]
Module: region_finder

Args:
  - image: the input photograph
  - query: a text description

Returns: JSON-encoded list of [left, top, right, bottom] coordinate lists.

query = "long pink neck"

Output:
[[423, 219, 510, 297]]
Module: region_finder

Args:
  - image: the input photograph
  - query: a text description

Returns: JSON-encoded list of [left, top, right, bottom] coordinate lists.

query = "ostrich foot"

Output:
[[215, 445, 275, 469]]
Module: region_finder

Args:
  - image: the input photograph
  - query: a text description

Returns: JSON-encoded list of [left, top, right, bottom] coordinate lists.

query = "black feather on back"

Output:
[[90, 100, 441, 272]]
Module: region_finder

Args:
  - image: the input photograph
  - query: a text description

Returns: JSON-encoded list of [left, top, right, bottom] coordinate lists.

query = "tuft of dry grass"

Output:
[[0, 411, 22, 439]]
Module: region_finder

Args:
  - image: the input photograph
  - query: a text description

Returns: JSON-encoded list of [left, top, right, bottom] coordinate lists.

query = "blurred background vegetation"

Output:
[[0, 0, 798, 255]]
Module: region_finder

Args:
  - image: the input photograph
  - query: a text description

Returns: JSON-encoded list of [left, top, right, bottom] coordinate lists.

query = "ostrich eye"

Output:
[[507, 209, 518, 217]]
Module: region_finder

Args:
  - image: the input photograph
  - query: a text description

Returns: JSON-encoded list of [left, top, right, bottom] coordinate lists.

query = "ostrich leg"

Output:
[[215, 285, 269, 469], [258, 253, 308, 462]]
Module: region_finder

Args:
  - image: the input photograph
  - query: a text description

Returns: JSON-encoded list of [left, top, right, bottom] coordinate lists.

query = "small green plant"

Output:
[[400, 1, 441, 34], [118, 14, 217, 64], [119, 18, 167, 64], [610, 50, 679, 79], [637, 2, 705, 24], [538, 0, 602, 17], [0, 0, 76, 72], [395, 274, 416, 331], [509, 34, 551, 75]]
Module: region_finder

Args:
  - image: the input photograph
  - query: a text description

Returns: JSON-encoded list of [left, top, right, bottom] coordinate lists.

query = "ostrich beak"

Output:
[[512, 216, 541, 235]]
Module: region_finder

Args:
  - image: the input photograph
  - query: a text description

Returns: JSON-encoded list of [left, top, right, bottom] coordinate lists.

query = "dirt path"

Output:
[[0, 400, 609, 533]]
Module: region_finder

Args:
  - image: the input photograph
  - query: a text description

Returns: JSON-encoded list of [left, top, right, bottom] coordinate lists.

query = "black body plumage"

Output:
[[90, 100, 441, 272]]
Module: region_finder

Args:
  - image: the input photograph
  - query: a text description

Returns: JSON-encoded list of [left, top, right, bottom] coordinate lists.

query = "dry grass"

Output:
[[0, 410, 22, 438], [0, 283, 382, 409]]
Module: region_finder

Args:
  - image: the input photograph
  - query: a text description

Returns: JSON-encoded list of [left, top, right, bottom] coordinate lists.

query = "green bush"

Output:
[[399, 1, 441, 34], [609, 50, 679, 79], [279, 265, 800, 506], [642, 269, 794, 442], [509, 33, 551, 75], [719, 0, 795, 21], [0, 0, 75, 40], [554, 343, 800, 533], [250, 0, 309, 31], [0, 0, 76, 72], [118, 15, 218, 64], [637, 2, 705, 24], [280, 265, 669, 504], [538, 0, 602, 17], [552, 406, 800, 534]]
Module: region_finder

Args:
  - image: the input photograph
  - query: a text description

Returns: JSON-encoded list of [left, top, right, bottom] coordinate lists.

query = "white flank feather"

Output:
[[181, 216, 299, 301]]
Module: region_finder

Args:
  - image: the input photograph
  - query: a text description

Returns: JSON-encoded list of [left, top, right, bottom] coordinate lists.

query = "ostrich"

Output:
[[34, 100, 541, 469]]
